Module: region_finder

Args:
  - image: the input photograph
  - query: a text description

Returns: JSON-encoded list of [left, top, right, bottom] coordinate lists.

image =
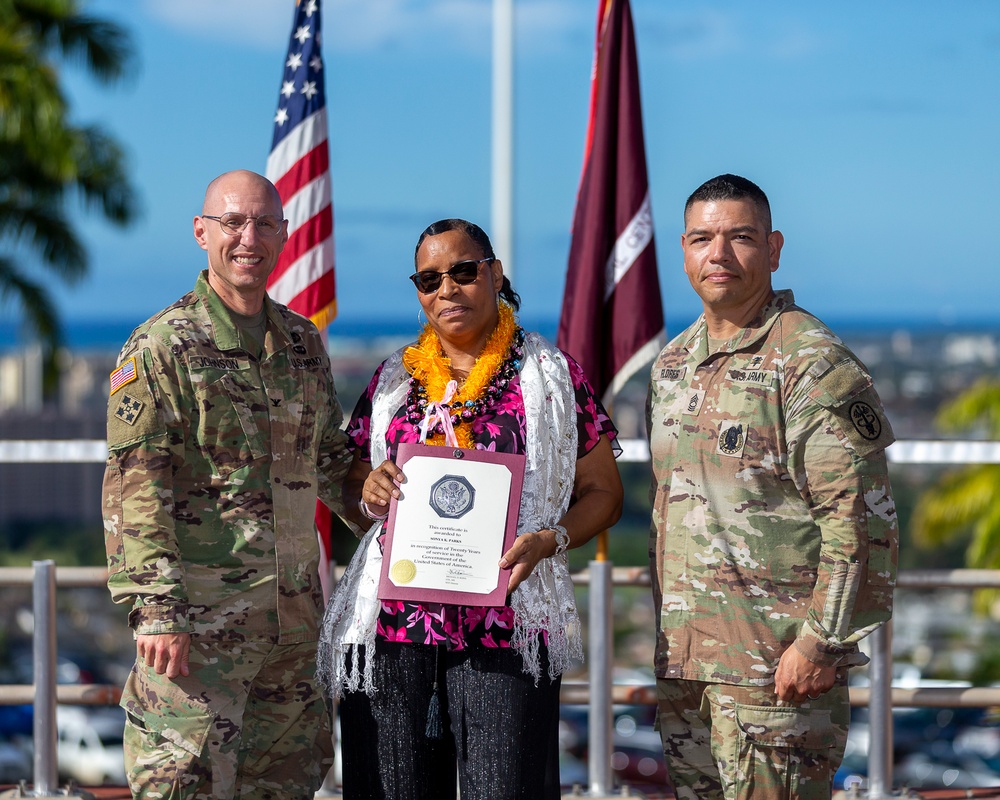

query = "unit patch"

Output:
[[109, 357, 137, 396], [717, 422, 746, 457], [114, 394, 144, 426], [849, 401, 881, 441]]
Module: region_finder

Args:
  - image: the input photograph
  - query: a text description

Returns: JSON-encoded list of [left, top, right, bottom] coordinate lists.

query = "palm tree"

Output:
[[912, 378, 1000, 613], [0, 0, 138, 399]]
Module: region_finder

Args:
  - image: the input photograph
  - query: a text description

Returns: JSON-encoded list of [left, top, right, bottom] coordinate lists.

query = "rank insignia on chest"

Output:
[[684, 391, 705, 416], [717, 421, 746, 457], [114, 394, 144, 426]]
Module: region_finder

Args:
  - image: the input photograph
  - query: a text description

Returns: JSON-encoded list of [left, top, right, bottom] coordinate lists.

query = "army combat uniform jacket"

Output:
[[646, 290, 897, 685], [103, 271, 350, 645]]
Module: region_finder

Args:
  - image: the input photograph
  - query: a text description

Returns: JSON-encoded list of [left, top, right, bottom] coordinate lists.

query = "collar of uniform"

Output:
[[193, 271, 293, 355], [195, 271, 241, 351], [684, 289, 797, 358]]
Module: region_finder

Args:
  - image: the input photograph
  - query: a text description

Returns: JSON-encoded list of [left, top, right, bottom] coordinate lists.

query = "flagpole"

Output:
[[491, 0, 514, 280]]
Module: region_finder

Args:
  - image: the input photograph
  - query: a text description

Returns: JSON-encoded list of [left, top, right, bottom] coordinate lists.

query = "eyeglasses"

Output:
[[409, 258, 492, 294], [202, 213, 284, 237]]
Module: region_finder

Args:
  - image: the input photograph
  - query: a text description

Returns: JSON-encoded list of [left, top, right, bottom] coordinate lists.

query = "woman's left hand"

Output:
[[499, 531, 555, 595], [498, 435, 623, 597]]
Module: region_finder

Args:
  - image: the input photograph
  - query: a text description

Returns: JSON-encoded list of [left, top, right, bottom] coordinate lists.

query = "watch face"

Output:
[[429, 475, 476, 519]]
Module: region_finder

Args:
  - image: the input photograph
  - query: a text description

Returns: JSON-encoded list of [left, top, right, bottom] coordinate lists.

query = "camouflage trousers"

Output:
[[121, 638, 333, 800], [655, 678, 849, 800]]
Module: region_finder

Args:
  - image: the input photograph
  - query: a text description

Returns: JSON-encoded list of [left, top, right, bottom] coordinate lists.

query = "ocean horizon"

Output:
[[2, 313, 999, 352]]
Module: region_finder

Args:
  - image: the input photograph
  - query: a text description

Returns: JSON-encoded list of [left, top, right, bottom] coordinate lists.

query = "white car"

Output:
[[56, 706, 127, 786]]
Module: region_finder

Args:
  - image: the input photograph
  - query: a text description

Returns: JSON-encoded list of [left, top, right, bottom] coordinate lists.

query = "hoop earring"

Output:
[[417, 308, 427, 326]]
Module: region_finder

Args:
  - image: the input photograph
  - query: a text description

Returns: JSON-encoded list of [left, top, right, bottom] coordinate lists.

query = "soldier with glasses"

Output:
[[102, 170, 351, 799]]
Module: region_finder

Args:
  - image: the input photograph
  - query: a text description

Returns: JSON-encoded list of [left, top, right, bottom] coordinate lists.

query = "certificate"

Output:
[[378, 442, 526, 607]]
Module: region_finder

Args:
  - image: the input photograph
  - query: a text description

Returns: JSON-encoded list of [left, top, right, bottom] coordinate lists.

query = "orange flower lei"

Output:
[[402, 303, 518, 449]]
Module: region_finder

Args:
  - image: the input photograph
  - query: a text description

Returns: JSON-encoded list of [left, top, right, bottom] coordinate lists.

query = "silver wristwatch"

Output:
[[551, 524, 570, 556]]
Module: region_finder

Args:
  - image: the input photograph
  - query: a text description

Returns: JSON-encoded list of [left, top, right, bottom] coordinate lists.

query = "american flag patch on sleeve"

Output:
[[109, 357, 137, 395]]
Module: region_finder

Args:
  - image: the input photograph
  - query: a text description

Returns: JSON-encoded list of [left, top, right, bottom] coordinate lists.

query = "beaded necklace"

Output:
[[402, 303, 525, 449]]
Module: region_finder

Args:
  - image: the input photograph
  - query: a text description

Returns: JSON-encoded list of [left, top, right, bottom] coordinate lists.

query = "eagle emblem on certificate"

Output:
[[430, 475, 475, 519]]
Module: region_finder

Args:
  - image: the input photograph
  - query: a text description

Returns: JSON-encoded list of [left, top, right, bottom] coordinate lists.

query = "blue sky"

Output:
[[34, 0, 1000, 335]]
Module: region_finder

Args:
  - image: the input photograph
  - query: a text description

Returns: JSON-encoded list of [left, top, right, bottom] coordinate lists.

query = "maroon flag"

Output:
[[557, 0, 664, 403], [266, 0, 337, 598]]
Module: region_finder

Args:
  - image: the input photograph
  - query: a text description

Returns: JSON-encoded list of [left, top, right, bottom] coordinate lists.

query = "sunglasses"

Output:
[[408, 258, 492, 294]]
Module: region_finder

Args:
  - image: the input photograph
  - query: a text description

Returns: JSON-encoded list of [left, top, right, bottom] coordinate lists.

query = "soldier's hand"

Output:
[[774, 646, 836, 703], [137, 632, 191, 679]]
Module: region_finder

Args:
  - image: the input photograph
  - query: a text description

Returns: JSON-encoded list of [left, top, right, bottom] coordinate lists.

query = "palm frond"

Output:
[[936, 378, 1000, 438], [72, 125, 138, 225], [911, 465, 1000, 547], [0, 256, 62, 344]]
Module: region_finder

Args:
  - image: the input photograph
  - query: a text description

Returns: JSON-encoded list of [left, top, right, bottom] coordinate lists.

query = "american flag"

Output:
[[266, 0, 337, 598], [266, 0, 336, 329], [109, 357, 136, 395]]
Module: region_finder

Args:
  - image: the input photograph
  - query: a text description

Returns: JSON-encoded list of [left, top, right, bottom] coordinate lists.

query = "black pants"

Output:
[[340, 641, 562, 800]]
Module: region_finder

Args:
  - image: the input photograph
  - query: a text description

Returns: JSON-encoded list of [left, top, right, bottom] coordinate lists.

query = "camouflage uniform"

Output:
[[646, 290, 897, 800], [103, 271, 350, 799]]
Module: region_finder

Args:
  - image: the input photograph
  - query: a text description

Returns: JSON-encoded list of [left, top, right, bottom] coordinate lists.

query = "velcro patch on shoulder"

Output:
[[807, 360, 872, 408], [106, 350, 165, 449]]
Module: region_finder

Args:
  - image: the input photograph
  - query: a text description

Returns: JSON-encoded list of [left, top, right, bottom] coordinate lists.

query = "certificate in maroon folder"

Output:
[[378, 442, 526, 607]]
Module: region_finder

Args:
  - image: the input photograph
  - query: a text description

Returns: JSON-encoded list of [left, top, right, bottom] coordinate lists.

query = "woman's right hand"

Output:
[[344, 456, 405, 529], [361, 458, 405, 516]]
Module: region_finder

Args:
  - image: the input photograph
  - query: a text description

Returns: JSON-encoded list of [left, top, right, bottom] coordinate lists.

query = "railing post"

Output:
[[587, 534, 615, 796], [32, 559, 59, 794], [865, 619, 894, 798], [0, 561, 97, 799]]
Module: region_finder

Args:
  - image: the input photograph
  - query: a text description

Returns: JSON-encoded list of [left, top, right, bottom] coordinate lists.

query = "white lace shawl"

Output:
[[317, 332, 581, 697]]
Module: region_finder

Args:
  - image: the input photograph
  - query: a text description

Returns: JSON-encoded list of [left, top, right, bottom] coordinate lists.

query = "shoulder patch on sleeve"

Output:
[[806, 359, 895, 457], [109, 357, 138, 396], [830, 387, 895, 457], [106, 350, 165, 449]]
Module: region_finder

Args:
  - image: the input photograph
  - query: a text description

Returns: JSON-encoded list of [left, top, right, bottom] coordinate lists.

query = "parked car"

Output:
[[0, 736, 31, 784], [56, 706, 127, 786]]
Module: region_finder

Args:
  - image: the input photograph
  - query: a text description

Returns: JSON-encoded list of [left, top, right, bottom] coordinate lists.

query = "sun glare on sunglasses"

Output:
[[409, 258, 492, 294]]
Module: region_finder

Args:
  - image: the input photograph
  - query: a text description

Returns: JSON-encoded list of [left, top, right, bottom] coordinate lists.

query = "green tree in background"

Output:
[[913, 378, 1000, 613], [0, 0, 138, 399]]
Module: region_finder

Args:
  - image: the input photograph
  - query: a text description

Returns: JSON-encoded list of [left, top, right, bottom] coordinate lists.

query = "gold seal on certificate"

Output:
[[378, 443, 526, 607], [390, 559, 417, 584]]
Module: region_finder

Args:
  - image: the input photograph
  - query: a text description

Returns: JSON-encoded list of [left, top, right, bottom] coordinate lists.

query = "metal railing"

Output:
[[4, 437, 1000, 798]]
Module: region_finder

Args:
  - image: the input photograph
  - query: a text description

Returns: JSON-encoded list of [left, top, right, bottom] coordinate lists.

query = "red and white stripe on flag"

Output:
[[266, 0, 336, 331], [266, 0, 337, 598]]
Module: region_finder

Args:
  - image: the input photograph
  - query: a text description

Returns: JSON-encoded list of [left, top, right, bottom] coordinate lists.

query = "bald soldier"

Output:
[[102, 170, 351, 799], [646, 174, 898, 799]]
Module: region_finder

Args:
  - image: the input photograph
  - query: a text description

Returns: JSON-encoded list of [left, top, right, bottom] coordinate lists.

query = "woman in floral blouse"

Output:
[[320, 218, 622, 800]]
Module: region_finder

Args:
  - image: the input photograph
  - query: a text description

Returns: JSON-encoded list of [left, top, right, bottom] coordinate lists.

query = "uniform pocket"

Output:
[[193, 373, 266, 477], [121, 662, 216, 788], [733, 702, 836, 799]]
